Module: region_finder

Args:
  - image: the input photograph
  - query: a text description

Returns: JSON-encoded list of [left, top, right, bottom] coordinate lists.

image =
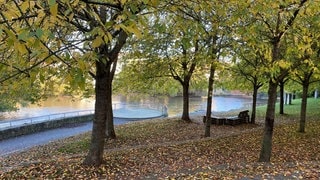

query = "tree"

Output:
[[276, 38, 291, 115], [278, 77, 289, 114], [114, 60, 182, 97], [290, 12, 320, 133], [0, 78, 42, 111], [231, 46, 266, 124], [117, 4, 208, 122], [197, 0, 234, 137], [0, 43, 44, 111], [295, 66, 319, 133], [0, 1, 56, 111], [0, 0, 159, 166], [237, 0, 309, 162]]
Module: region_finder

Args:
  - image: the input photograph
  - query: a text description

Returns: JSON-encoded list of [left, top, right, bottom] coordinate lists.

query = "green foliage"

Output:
[[1, 0, 166, 165], [0, 96, 18, 112], [114, 58, 207, 96], [115, 3, 211, 96], [0, 0, 162, 110], [232, 0, 320, 83], [0, 77, 44, 111]]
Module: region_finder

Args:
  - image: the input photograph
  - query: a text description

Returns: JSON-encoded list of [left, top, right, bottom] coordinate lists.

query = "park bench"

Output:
[[203, 110, 250, 126], [225, 110, 250, 125], [203, 116, 226, 125]]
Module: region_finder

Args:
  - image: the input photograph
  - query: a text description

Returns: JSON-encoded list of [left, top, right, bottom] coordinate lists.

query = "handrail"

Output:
[[0, 103, 168, 130], [0, 110, 95, 130]]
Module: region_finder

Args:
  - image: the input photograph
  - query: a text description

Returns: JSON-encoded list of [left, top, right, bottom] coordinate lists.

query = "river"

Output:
[[0, 95, 266, 121]]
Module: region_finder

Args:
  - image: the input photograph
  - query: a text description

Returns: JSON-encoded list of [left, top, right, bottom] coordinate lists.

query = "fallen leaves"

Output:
[[0, 116, 320, 179]]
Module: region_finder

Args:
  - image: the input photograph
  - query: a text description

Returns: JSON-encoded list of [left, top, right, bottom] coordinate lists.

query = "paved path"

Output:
[[0, 118, 139, 157], [0, 106, 166, 157]]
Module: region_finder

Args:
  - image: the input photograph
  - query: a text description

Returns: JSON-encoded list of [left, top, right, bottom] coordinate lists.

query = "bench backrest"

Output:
[[238, 110, 249, 118]]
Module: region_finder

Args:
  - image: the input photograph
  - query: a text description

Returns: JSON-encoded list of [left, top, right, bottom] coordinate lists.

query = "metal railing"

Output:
[[0, 103, 168, 130], [0, 110, 94, 130]]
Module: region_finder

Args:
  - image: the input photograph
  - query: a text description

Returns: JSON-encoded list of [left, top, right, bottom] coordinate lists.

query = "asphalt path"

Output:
[[0, 118, 133, 157]]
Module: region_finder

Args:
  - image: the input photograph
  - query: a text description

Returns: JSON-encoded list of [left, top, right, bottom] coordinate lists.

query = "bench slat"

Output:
[[203, 110, 250, 126]]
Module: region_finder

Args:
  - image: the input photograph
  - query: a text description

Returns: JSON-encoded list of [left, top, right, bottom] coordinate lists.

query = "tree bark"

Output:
[[179, 40, 198, 122], [105, 70, 116, 139], [279, 80, 285, 114], [83, 60, 108, 166], [105, 31, 127, 138], [204, 61, 215, 137], [181, 82, 191, 122], [83, 30, 127, 166], [288, 93, 292, 105], [299, 81, 309, 133], [251, 85, 258, 124], [258, 80, 278, 162]]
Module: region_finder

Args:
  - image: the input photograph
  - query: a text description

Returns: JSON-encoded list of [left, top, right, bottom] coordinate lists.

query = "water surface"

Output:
[[0, 95, 266, 120]]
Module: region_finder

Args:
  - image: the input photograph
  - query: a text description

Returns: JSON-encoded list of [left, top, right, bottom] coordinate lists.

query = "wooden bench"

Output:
[[225, 110, 249, 125], [203, 110, 250, 126], [239, 110, 250, 123], [203, 116, 226, 125]]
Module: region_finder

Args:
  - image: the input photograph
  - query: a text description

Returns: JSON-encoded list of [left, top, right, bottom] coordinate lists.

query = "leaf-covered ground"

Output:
[[0, 113, 320, 179]]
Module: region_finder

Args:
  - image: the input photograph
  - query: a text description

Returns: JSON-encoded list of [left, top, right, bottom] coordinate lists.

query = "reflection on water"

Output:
[[0, 97, 95, 121], [0, 95, 266, 121], [209, 96, 252, 112], [166, 96, 262, 116]]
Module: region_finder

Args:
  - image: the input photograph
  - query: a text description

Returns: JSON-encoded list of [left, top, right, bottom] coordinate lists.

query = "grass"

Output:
[[256, 97, 320, 119], [0, 98, 319, 179]]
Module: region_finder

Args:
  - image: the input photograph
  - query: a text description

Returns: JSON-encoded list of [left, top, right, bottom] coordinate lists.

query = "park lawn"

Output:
[[0, 98, 319, 179]]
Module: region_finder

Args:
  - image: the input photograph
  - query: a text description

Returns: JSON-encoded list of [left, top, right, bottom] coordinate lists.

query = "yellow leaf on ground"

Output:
[[50, 3, 58, 17], [15, 42, 28, 54]]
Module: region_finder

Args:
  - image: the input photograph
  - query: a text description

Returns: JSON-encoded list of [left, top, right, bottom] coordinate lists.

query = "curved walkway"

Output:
[[0, 107, 166, 157], [0, 117, 152, 157]]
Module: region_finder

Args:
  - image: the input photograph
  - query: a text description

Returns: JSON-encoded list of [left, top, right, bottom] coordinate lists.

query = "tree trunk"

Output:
[[83, 60, 108, 166], [288, 93, 292, 105], [83, 30, 127, 166], [258, 80, 278, 162], [251, 85, 258, 124], [105, 31, 127, 138], [279, 80, 285, 114], [105, 71, 116, 139], [299, 82, 309, 133], [204, 62, 215, 137], [181, 82, 191, 122]]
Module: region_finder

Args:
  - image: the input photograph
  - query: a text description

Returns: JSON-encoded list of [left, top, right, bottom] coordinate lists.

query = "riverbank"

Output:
[[0, 98, 319, 178]]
